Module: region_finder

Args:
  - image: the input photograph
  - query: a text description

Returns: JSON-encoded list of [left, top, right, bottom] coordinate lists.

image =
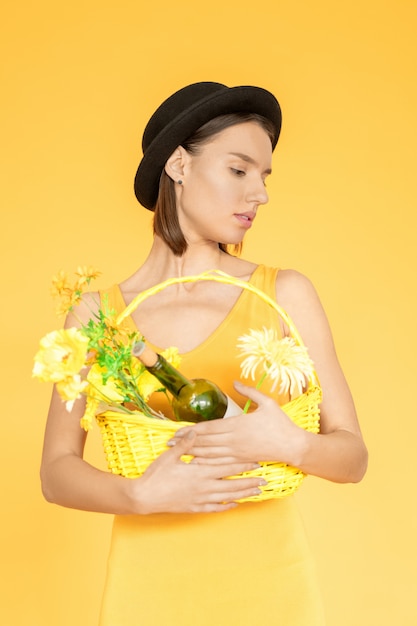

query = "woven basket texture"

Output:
[[96, 271, 322, 501]]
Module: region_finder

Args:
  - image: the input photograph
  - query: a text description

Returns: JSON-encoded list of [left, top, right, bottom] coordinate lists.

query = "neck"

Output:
[[120, 236, 255, 295], [143, 236, 228, 278]]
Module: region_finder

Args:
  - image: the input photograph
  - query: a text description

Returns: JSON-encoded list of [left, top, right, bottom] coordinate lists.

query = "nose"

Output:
[[248, 177, 269, 206]]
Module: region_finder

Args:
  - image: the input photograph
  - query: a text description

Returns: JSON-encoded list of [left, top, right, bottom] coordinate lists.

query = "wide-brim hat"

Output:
[[134, 81, 282, 210]]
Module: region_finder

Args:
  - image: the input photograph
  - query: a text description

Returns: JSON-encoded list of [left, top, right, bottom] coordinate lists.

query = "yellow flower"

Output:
[[56, 374, 88, 411], [32, 328, 89, 383], [74, 266, 101, 289], [87, 365, 125, 403], [161, 346, 181, 369], [76, 265, 101, 281], [132, 346, 182, 401], [80, 396, 100, 431], [51, 267, 101, 316], [34, 266, 183, 425], [237, 327, 315, 396], [51, 270, 71, 297], [55, 291, 83, 317], [135, 370, 163, 402]]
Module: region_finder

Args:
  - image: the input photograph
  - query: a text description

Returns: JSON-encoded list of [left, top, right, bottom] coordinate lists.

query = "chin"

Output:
[[220, 231, 246, 246], [219, 238, 244, 253]]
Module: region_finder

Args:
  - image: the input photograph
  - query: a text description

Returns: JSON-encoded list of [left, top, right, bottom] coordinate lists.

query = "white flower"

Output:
[[237, 327, 315, 396]]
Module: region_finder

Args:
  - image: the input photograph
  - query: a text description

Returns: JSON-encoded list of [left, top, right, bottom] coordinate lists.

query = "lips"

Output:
[[234, 211, 256, 229]]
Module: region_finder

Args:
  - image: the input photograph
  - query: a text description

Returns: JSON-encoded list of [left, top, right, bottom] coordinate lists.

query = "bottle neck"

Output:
[[147, 354, 191, 398]]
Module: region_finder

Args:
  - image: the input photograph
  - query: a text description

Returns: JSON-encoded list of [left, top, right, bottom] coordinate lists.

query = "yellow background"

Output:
[[1, 1, 416, 624]]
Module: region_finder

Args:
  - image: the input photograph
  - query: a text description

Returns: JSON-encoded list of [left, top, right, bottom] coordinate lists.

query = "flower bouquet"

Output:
[[33, 267, 184, 431], [33, 268, 322, 500]]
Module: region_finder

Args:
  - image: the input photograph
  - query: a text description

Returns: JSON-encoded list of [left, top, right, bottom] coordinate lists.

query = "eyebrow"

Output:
[[229, 152, 272, 175]]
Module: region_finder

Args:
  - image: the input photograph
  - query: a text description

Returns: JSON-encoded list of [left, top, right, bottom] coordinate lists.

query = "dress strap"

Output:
[[250, 265, 279, 300], [99, 285, 137, 333]]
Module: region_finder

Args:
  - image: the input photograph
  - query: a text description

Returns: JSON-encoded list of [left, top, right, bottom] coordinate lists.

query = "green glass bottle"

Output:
[[132, 341, 241, 423]]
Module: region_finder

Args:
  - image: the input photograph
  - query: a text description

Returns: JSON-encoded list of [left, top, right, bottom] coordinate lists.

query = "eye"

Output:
[[231, 168, 246, 177]]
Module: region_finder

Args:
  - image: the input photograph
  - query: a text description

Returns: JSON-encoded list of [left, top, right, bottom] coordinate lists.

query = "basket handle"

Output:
[[116, 269, 305, 347], [116, 270, 320, 388]]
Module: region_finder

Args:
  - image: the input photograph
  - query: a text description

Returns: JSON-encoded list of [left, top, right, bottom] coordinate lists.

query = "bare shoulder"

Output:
[[275, 269, 334, 349], [276, 269, 322, 313]]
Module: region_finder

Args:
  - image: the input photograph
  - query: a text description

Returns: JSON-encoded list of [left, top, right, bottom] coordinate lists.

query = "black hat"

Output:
[[134, 81, 282, 210]]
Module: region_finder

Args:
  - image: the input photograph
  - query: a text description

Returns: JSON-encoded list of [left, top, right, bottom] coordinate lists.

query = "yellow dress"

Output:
[[98, 265, 325, 625]]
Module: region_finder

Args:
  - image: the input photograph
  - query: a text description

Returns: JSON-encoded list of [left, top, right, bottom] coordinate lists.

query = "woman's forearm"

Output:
[[292, 427, 368, 484], [40, 437, 268, 516], [41, 454, 138, 514]]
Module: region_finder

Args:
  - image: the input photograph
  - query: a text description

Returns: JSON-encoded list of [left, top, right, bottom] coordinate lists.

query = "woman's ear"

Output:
[[164, 146, 189, 183]]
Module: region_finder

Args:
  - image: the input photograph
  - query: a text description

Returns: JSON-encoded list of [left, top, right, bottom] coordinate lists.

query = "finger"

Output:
[[204, 463, 264, 480], [172, 418, 236, 440], [191, 457, 260, 469], [206, 479, 267, 503], [169, 435, 231, 453], [186, 477, 267, 511], [219, 475, 267, 491], [168, 428, 234, 448], [185, 444, 233, 458], [166, 429, 197, 459], [188, 502, 239, 513], [190, 456, 243, 466], [234, 380, 274, 406], [169, 426, 194, 441]]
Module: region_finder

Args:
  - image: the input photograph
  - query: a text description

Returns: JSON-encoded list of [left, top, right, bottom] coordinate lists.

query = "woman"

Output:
[[41, 82, 368, 625]]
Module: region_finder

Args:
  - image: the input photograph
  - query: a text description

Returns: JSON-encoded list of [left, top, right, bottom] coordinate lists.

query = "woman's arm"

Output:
[[41, 386, 267, 514], [40, 299, 266, 515], [276, 269, 368, 482], [168, 270, 368, 484]]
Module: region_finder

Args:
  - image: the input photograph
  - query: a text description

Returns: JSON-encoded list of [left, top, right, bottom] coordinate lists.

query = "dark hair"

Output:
[[153, 112, 275, 256]]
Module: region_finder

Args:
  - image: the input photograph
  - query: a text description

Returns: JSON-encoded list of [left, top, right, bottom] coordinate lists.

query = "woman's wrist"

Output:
[[271, 421, 310, 469], [125, 476, 151, 515], [287, 426, 310, 469]]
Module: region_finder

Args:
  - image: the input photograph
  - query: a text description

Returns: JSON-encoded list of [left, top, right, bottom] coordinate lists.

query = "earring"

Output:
[[177, 179, 183, 185]]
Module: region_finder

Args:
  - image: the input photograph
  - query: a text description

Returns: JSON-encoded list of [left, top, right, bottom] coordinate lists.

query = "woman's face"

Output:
[[175, 121, 273, 246]]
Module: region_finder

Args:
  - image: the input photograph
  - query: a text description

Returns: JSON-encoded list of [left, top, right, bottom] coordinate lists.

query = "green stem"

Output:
[[242, 371, 268, 414], [83, 378, 141, 415], [119, 365, 167, 420]]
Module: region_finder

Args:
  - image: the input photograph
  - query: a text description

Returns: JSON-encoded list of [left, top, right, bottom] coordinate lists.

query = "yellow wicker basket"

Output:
[[96, 271, 322, 501]]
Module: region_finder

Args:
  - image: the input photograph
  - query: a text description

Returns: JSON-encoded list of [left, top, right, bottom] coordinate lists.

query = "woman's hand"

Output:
[[166, 381, 304, 467], [133, 428, 267, 514]]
